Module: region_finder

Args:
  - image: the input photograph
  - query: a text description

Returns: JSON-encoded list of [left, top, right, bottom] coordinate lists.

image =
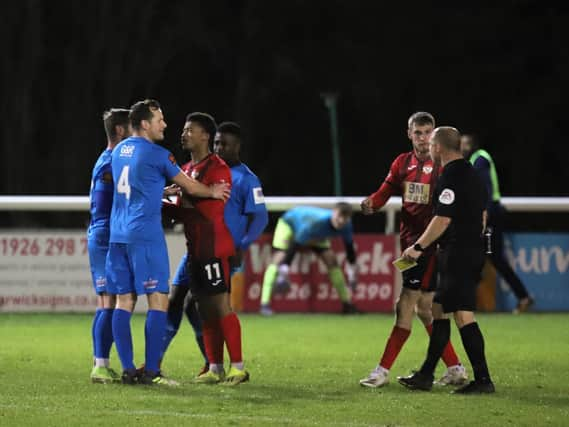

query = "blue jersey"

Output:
[[224, 163, 267, 249], [109, 136, 180, 244], [282, 206, 353, 246], [88, 148, 113, 241]]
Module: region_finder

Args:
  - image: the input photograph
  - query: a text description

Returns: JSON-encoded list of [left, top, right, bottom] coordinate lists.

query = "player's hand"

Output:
[[163, 184, 181, 197], [402, 245, 421, 261], [211, 182, 231, 201], [360, 198, 375, 215]]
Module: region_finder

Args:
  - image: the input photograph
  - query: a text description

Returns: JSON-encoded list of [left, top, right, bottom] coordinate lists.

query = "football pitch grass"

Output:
[[1, 313, 568, 427]]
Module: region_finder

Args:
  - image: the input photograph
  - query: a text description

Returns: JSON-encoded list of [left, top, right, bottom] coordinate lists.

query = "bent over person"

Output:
[[260, 203, 359, 315], [359, 112, 466, 388], [398, 126, 495, 394]]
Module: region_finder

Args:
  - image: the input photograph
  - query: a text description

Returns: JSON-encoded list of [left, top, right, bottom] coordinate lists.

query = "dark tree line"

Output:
[[2, 1, 568, 215]]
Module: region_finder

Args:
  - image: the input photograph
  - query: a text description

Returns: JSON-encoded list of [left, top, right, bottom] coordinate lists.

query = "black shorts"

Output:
[[402, 252, 437, 292], [188, 256, 231, 296], [434, 246, 484, 313]]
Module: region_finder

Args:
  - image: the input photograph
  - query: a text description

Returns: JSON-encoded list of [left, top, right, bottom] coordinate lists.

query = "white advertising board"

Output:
[[0, 231, 186, 312]]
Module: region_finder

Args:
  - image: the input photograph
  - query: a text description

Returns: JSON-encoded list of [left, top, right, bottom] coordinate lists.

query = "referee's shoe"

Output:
[[397, 371, 433, 391]]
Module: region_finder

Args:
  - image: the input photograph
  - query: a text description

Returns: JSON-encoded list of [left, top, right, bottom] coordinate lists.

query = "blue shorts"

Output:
[[172, 253, 241, 286], [106, 241, 170, 295], [88, 238, 109, 295], [172, 253, 191, 286]]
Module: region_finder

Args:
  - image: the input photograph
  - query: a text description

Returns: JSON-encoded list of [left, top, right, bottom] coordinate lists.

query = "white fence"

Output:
[[1, 195, 568, 233], [0, 196, 567, 312]]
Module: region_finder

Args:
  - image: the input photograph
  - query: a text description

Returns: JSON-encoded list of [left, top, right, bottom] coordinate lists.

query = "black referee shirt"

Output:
[[433, 158, 488, 249]]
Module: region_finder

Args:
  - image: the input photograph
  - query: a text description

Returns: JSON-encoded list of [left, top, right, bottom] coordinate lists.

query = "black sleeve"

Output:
[[345, 242, 356, 264], [434, 171, 458, 218], [283, 242, 301, 265]]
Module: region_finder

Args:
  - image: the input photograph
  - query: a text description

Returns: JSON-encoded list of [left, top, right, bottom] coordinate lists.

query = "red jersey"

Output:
[[369, 152, 441, 249], [165, 154, 235, 260]]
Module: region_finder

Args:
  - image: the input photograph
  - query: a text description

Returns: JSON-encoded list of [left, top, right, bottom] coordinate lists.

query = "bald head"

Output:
[[431, 126, 461, 153]]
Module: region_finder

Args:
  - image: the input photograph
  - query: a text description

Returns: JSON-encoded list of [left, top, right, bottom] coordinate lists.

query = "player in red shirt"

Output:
[[163, 113, 248, 385], [359, 112, 467, 388]]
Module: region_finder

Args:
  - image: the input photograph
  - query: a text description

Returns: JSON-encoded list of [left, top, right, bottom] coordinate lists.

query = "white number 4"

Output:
[[117, 166, 131, 199]]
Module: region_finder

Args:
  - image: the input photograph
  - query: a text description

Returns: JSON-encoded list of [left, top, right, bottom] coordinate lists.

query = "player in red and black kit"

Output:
[[359, 112, 467, 388], [163, 112, 249, 386]]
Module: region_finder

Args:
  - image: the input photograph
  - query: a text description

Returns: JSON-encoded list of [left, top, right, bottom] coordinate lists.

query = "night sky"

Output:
[[2, 1, 568, 210]]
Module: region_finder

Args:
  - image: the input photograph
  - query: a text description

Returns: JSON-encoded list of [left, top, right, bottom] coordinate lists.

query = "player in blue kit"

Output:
[[260, 204, 359, 315], [160, 121, 268, 376], [106, 99, 230, 386], [215, 122, 268, 274], [88, 108, 131, 383]]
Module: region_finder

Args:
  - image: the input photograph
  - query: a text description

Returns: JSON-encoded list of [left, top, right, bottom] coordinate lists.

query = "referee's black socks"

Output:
[[459, 322, 492, 383], [419, 319, 450, 377]]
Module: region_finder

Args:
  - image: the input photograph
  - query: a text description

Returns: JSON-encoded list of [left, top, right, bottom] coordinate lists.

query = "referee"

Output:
[[397, 126, 495, 394]]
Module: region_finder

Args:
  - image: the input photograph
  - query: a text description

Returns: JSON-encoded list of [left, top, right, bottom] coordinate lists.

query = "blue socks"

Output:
[[92, 309, 103, 359], [145, 310, 167, 374], [112, 309, 135, 370], [94, 308, 114, 359]]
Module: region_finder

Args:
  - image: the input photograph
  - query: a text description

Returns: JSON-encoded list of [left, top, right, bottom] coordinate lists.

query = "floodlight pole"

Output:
[[321, 92, 342, 196]]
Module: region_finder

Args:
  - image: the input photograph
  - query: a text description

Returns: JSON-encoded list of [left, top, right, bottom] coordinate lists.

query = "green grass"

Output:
[[1, 313, 568, 427]]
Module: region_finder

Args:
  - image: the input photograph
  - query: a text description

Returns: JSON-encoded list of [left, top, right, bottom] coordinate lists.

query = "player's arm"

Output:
[[342, 225, 358, 288], [241, 210, 268, 249], [171, 171, 230, 201], [92, 170, 114, 215], [162, 151, 230, 200], [282, 220, 310, 265], [403, 215, 451, 260], [282, 242, 301, 265], [361, 159, 400, 214], [240, 180, 269, 249]]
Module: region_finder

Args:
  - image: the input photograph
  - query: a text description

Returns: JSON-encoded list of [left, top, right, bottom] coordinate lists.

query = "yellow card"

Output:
[[392, 256, 418, 272]]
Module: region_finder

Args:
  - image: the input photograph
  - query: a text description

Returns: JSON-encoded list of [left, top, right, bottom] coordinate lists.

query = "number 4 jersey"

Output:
[[110, 136, 180, 244], [368, 151, 441, 249]]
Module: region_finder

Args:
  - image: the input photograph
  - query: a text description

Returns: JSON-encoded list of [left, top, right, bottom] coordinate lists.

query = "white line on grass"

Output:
[[0, 404, 395, 427]]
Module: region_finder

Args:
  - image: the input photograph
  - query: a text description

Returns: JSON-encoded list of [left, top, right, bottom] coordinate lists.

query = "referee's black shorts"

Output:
[[434, 246, 484, 313]]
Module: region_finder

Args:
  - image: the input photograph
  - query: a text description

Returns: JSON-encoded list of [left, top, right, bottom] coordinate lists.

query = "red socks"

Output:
[[425, 323, 460, 367], [220, 312, 243, 364], [203, 313, 243, 365], [379, 326, 411, 369], [202, 320, 224, 364]]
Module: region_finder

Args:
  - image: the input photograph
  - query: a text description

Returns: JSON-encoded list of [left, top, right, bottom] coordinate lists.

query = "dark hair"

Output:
[[408, 111, 435, 128], [218, 121, 242, 140], [129, 99, 161, 131], [186, 112, 217, 145], [461, 133, 480, 151], [335, 202, 353, 216], [102, 108, 130, 139]]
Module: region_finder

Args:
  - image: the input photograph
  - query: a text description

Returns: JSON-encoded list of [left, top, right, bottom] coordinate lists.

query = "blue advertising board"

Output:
[[496, 233, 569, 311]]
